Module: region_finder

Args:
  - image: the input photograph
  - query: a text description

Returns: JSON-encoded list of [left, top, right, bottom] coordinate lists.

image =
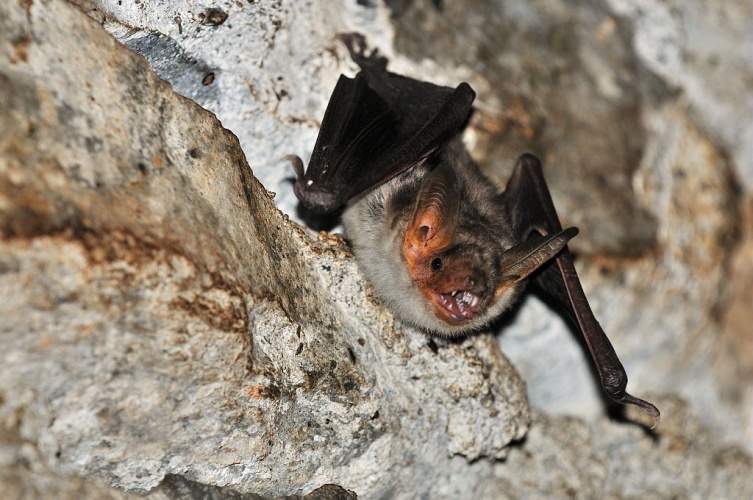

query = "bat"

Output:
[[287, 33, 660, 426]]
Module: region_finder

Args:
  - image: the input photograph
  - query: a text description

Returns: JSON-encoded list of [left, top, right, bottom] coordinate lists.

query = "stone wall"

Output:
[[1, 0, 750, 497]]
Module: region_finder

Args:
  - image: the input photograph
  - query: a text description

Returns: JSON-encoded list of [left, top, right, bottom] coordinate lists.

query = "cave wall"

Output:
[[1, 0, 750, 498]]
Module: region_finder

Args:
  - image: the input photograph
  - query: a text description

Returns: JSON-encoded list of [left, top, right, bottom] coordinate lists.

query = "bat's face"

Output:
[[402, 228, 540, 332], [406, 246, 490, 326], [400, 162, 577, 332], [400, 163, 515, 330]]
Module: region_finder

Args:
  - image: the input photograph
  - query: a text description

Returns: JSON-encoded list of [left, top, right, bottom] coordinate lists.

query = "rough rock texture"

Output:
[[1, 0, 527, 497], [486, 400, 752, 499], [1, 0, 751, 498], [385, 0, 752, 450]]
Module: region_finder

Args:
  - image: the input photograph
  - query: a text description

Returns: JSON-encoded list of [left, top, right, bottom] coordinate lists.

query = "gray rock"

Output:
[[481, 402, 752, 499], [385, 0, 752, 453], [1, 0, 750, 498], [0, 0, 526, 497]]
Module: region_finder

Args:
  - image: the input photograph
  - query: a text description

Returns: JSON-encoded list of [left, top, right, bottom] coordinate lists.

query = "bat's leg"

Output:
[[505, 154, 660, 427]]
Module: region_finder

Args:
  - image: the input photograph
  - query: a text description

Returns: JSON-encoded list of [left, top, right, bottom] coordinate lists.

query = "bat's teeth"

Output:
[[436, 290, 479, 322], [458, 298, 466, 313]]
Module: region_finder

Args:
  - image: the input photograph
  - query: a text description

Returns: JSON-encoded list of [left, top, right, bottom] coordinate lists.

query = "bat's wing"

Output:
[[504, 153, 660, 427], [292, 34, 475, 213]]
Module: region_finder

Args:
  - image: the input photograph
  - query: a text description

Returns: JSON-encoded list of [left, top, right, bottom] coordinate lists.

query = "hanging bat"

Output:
[[287, 33, 660, 426]]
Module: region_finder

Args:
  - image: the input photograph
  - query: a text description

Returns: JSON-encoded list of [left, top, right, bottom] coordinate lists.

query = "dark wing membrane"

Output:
[[294, 73, 397, 213], [369, 76, 476, 188], [295, 69, 475, 214], [504, 153, 660, 426]]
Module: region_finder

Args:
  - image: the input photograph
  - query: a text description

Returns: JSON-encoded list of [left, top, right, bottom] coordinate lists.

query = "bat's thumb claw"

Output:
[[284, 155, 305, 180]]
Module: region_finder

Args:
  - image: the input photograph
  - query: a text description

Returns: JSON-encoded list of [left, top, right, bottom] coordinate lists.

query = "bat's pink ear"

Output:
[[403, 163, 459, 268], [494, 227, 579, 298]]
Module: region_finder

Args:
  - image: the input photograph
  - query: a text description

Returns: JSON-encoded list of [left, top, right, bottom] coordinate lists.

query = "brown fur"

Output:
[[343, 140, 525, 336]]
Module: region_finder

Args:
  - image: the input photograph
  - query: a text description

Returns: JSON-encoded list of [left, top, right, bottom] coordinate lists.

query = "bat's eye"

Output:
[[431, 258, 443, 271]]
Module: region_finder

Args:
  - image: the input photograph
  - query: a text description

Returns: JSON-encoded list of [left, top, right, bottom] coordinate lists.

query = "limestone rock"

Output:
[[0, 0, 527, 497], [384, 0, 752, 451], [1, 0, 751, 498]]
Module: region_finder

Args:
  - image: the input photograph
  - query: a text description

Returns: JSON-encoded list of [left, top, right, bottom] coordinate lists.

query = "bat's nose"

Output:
[[465, 270, 488, 297]]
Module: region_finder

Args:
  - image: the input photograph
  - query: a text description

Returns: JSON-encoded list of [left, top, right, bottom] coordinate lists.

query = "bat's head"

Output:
[[402, 163, 577, 334]]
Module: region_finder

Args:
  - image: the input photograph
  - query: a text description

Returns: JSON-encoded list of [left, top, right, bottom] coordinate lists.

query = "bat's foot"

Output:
[[620, 392, 661, 429], [336, 32, 365, 57], [336, 32, 388, 71]]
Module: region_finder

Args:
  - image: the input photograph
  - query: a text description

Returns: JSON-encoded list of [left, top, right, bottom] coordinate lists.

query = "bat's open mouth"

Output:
[[431, 289, 482, 324]]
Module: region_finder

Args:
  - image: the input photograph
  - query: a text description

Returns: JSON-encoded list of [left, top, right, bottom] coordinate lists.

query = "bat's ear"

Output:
[[495, 227, 579, 298], [403, 163, 460, 267]]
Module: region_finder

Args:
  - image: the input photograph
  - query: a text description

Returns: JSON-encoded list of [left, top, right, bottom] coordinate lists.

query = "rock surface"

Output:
[[385, 0, 752, 450], [1, 0, 751, 498], [1, 0, 527, 497]]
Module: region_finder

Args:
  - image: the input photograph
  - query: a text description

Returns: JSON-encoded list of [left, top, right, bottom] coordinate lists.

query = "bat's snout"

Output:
[[422, 264, 488, 325], [428, 287, 483, 325]]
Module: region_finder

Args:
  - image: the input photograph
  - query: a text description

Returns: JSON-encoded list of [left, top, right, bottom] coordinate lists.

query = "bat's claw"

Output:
[[284, 154, 305, 181], [336, 32, 387, 71], [284, 154, 341, 213], [284, 154, 308, 203], [621, 392, 661, 429], [336, 32, 366, 58]]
